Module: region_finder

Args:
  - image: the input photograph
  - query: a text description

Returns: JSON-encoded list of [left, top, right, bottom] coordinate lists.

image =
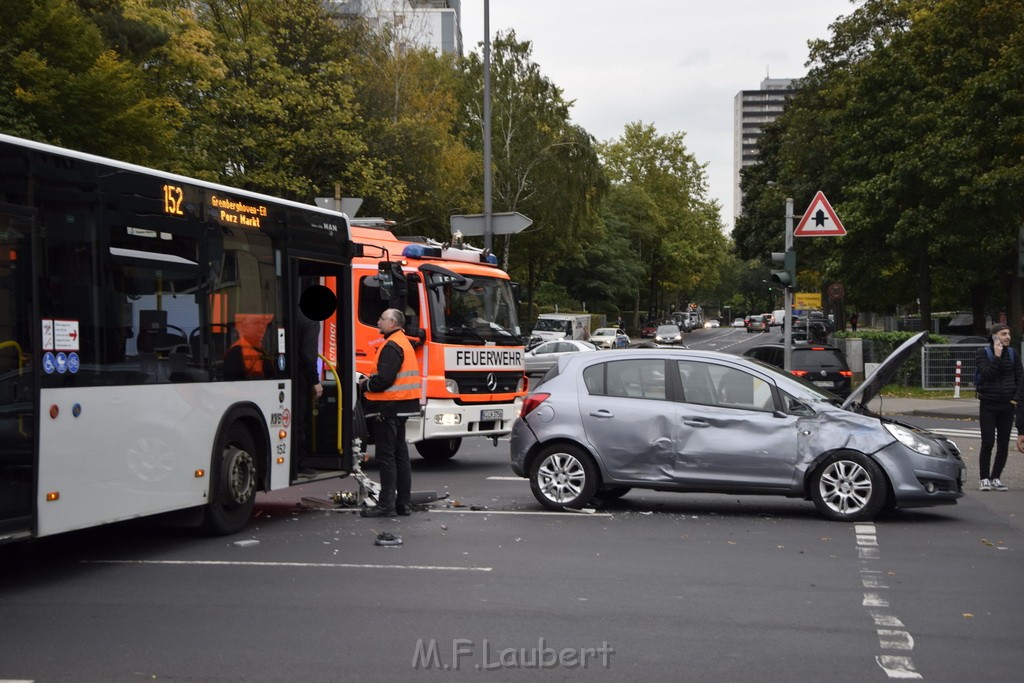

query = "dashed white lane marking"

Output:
[[82, 560, 491, 571], [486, 476, 525, 481], [856, 523, 923, 679]]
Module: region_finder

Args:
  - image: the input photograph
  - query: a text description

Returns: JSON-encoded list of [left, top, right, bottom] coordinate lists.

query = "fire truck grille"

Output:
[[446, 371, 522, 394]]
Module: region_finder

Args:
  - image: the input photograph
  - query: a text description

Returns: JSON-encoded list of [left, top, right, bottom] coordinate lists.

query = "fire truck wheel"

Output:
[[414, 437, 462, 461], [202, 424, 258, 535]]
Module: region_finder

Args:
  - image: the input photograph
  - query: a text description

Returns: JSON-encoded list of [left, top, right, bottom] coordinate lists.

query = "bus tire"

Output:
[[415, 437, 462, 461], [202, 424, 259, 535]]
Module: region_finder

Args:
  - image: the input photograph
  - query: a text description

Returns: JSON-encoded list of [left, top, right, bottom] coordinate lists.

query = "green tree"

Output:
[[0, 0, 179, 163], [181, 0, 381, 201], [739, 0, 1024, 332], [600, 122, 728, 316], [342, 11, 476, 231], [458, 31, 607, 316]]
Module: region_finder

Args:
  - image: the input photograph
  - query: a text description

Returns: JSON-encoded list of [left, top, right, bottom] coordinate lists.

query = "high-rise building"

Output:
[[326, 1, 463, 55], [733, 77, 796, 219]]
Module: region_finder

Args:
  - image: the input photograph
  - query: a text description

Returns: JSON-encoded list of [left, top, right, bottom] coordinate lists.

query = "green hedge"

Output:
[[833, 331, 949, 387]]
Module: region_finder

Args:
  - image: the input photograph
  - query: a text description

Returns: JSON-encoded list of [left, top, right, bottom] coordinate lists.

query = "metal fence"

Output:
[[921, 344, 986, 391], [834, 337, 996, 391]]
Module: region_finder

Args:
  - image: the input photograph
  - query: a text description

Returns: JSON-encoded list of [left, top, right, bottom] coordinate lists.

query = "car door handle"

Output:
[[683, 419, 710, 427], [589, 409, 614, 419]]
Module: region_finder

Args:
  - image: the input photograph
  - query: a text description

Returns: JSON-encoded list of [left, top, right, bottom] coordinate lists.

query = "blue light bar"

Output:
[[402, 244, 443, 259]]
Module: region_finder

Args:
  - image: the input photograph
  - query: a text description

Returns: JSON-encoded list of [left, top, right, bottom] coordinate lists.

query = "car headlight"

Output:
[[884, 423, 937, 456]]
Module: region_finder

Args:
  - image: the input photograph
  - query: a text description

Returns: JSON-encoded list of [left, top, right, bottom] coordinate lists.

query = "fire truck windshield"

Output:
[[430, 274, 521, 345]]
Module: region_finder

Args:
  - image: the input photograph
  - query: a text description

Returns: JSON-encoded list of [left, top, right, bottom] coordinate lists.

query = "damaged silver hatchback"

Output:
[[510, 332, 965, 521]]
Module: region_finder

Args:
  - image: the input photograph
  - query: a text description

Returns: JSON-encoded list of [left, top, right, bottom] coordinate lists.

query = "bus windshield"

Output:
[[429, 273, 521, 345]]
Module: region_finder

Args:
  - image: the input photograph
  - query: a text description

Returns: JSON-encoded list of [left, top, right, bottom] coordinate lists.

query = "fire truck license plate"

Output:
[[481, 409, 503, 421]]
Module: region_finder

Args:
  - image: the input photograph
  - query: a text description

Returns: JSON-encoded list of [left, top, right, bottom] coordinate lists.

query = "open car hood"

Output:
[[841, 331, 928, 411]]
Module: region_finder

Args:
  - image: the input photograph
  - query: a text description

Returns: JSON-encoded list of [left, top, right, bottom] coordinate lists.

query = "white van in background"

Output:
[[772, 309, 787, 327]]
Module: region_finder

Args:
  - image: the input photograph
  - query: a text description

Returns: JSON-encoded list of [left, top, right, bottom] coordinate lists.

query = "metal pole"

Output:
[[784, 198, 794, 373], [482, 0, 493, 252]]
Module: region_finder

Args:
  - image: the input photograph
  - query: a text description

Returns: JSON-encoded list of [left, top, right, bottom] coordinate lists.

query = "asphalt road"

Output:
[[2, 326, 1021, 681], [2, 427, 1022, 682]]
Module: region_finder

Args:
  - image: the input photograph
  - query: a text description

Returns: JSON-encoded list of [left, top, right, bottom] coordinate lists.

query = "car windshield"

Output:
[[428, 273, 521, 345], [533, 319, 569, 332], [656, 326, 678, 335], [593, 328, 616, 336]]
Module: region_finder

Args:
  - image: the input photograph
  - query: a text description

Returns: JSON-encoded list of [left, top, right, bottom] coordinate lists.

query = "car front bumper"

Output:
[[873, 440, 966, 508]]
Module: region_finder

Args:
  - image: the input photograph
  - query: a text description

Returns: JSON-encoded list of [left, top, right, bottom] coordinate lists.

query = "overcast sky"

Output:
[[459, 0, 860, 232]]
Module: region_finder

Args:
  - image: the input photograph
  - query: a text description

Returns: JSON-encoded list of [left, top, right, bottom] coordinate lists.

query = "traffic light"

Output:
[[770, 249, 797, 289]]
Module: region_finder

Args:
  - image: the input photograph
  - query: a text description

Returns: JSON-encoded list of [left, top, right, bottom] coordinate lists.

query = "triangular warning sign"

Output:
[[794, 191, 846, 237]]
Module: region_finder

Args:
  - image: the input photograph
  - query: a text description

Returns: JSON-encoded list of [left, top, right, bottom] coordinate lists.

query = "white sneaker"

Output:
[[991, 478, 1008, 491], [980, 478, 992, 491]]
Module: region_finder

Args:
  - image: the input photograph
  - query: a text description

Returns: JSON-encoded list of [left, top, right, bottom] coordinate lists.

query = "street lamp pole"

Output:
[[482, 0, 493, 252], [784, 198, 794, 372]]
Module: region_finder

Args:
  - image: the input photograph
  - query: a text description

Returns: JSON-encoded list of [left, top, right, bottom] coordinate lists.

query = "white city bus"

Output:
[[0, 133, 359, 542]]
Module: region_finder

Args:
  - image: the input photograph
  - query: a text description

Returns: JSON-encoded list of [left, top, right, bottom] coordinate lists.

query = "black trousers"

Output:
[[372, 416, 411, 510], [978, 401, 1014, 480]]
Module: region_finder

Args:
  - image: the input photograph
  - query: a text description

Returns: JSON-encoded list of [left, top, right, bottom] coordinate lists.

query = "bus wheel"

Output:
[[202, 424, 258, 535], [415, 437, 462, 462]]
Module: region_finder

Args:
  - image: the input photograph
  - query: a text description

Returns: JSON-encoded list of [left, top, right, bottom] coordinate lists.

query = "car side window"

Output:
[[679, 361, 774, 411], [584, 360, 666, 400], [677, 361, 717, 406]]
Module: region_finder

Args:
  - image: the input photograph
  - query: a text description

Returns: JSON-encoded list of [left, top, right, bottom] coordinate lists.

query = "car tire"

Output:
[[529, 444, 599, 510], [810, 452, 888, 522], [415, 437, 462, 461]]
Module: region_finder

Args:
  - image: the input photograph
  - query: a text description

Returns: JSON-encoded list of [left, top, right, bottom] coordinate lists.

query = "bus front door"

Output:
[[293, 262, 353, 480]]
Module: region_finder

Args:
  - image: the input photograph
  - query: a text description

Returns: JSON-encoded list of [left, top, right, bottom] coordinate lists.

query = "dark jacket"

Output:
[[977, 343, 1021, 405], [297, 312, 321, 387], [364, 329, 421, 418]]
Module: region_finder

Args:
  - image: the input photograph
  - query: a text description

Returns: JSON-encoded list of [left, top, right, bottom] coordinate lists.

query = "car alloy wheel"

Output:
[[811, 452, 886, 522], [529, 444, 598, 510]]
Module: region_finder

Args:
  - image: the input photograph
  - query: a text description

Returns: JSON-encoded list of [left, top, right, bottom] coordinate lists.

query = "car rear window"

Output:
[[792, 348, 847, 371]]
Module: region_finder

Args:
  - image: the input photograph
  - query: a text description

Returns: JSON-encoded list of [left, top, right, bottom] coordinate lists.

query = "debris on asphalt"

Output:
[[375, 531, 403, 547]]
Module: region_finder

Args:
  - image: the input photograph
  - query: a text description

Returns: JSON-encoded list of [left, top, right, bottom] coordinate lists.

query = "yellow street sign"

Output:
[[795, 292, 822, 309]]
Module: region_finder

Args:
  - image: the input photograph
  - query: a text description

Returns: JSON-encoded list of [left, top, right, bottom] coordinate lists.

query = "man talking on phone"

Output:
[[976, 323, 1020, 491]]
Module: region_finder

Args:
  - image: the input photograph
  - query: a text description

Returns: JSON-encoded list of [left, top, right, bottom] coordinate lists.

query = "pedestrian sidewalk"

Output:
[[867, 395, 1023, 533], [866, 395, 979, 420]]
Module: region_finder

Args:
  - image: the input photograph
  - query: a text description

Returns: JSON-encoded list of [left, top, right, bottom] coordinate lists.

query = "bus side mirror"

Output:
[[377, 261, 407, 301]]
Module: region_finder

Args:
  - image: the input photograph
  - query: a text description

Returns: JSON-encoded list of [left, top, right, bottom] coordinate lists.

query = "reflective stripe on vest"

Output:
[[364, 330, 421, 402], [232, 338, 264, 377]]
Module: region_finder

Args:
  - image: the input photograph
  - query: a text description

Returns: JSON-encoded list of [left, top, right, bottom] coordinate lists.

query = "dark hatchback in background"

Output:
[[745, 315, 769, 333], [511, 332, 964, 522], [743, 343, 854, 398]]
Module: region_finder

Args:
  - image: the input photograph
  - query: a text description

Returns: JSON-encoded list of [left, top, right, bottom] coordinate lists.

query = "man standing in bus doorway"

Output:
[[359, 308, 421, 517]]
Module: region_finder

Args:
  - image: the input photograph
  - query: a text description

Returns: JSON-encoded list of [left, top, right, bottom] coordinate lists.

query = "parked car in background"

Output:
[[732, 317, 746, 327], [510, 332, 965, 522], [591, 327, 630, 349], [524, 339, 597, 377], [761, 313, 775, 327], [654, 324, 683, 345], [641, 320, 657, 338], [743, 342, 854, 398], [704, 319, 720, 328]]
